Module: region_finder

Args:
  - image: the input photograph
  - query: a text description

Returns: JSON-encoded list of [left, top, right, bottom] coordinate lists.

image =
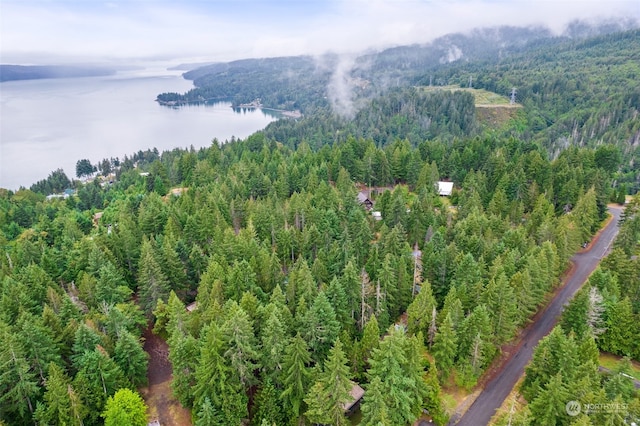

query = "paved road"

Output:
[[451, 206, 623, 426]]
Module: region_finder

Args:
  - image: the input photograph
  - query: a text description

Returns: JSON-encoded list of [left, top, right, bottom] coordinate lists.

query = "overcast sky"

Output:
[[1, 0, 639, 66]]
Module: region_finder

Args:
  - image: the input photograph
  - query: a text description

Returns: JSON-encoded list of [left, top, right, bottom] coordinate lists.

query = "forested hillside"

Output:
[[159, 25, 640, 192], [3, 22, 640, 426], [1, 124, 630, 424], [431, 30, 640, 189]]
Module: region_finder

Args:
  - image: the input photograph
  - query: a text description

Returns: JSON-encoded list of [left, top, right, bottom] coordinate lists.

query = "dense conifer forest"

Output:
[[2, 23, 639, 426]]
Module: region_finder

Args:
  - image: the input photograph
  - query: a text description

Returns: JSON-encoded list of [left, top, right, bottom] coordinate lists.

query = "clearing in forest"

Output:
[[419, 85, 522, 127]]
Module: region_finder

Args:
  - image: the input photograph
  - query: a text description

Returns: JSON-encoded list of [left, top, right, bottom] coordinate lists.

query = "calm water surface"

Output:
[[0, 69, 277, 190]]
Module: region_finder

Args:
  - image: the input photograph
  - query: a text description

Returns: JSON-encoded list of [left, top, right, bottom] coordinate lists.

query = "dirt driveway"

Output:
[[140, 326, 192, 426]]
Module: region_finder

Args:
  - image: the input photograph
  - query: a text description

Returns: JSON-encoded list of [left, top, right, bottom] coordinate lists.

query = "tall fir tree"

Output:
[[34, 363, 87, 426], [481, 273, 518, 344], [367, 328, 428, 425], [280, 333, 312, 422], [137, 239, 171, 316], [193, 324, 247, 425], [222, 304, 260, 390], [305, 338, 352, 426], [432, 312, 458, 381], [360, 376, 390, 426], [113, 330, 149, 387], [406, 280, 437, 346], [0, 324, 40, 422], [302, 291, 341, 364]]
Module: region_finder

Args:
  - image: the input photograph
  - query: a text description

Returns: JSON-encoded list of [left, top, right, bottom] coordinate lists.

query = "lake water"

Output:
[[0, 68, 278, 190]]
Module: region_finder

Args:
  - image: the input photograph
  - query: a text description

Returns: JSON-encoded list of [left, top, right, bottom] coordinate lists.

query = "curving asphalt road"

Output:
[[451, 205, 624, 426]]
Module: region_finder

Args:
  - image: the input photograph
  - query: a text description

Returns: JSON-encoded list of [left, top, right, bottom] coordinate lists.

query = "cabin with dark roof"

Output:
[[357, 192, 374, 210]]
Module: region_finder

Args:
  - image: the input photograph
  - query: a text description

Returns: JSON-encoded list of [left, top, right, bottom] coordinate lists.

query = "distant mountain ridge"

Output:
[[159, 19, 638, 113], [0, 64, 116, 82], [157, 19, 640, 190]]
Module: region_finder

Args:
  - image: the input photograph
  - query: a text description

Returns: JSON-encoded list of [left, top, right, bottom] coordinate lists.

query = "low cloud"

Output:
[[327, 55, 359, 119], [1, 0, 639, 65]]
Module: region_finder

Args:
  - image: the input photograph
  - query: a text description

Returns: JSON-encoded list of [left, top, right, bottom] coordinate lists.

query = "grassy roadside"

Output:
[[599, 352, 640, 380], [488, 375, 527, 425]]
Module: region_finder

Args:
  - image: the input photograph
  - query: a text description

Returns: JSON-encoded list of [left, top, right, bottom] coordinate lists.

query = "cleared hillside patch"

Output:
[[419, 85, 521, 127]]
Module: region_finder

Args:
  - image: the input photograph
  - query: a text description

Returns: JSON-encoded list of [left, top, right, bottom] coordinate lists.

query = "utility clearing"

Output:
[[420, 85, 522, 127]]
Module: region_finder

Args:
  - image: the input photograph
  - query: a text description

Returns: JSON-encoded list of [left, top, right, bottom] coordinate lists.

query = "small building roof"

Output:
[[342, 382, 365, 412], [357, 191, 374, 210], [437, 181, 454, 196], [93, 212, 103, 226], [357, 192, 370, 203]]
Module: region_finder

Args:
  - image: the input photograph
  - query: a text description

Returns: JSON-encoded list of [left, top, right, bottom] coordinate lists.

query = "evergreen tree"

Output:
[[222, 304, 260, 390], [439, 286, 464, 329], [73, 348, 126, 424], [303, 291, 341, 363], [354, 315, 380, 380], [527, 373, 569, 425], [260, 309, 287, 384], [457, 304, 494, 375], [510, 270, 537, 324], [560, 286, 590, 339], [95, 262, 132, 305], [195, 397, 224, 426], [572, 187, 599, 244], [35, 363, 87, 426], [432, 312, 458, 381], [280, 333, 312, 421], [193, 324, 247, 425], [482, 273, 518, 344], [601, 296, 637, 356], [367, 328, 428, 425], [160, 234, 189, 296], [305, 338, 352, 426], [113, 330, 149, 387], [287, 257, 317, 311], [137, 239, 171, 316], [251, 379, 283, 426], [16, 312, 62, 383], [196, 259, 226, 315], [168, 329, 199, 408], [522, 327, 579, 402], [603, 358, 636, 401], [326, 277, 351, 331], [71, 323, 103, 364], [406, 280, 437, 345], [360, 376, 390, 426], [0, 322, 40, 422]]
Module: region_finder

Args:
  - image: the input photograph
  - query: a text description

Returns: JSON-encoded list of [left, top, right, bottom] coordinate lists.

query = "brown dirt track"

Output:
[[140, 326, 192, 426]]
